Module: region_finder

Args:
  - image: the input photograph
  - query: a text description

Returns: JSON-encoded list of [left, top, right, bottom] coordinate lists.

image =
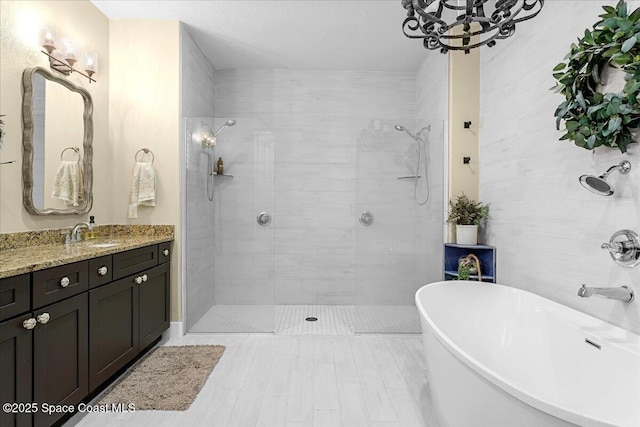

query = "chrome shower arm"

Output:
[[602, 160, 632, 178]]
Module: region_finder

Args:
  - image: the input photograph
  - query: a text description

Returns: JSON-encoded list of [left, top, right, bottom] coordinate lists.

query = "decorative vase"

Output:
[[456, 225, 478, 245]]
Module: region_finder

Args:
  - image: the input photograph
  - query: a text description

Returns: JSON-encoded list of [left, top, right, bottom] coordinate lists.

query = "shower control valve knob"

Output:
[[359, 211, 374, 226], [602, 229, 640, 268]]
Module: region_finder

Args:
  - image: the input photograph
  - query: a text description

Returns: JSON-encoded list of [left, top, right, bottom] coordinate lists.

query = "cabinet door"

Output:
[[138, 263, 170, 349], [89, 277, 139, 391], [0, 315, 33, 427], [33, 293, 88, 427]]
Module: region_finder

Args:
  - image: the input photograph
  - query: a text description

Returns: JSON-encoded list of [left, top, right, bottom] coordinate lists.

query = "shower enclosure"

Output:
[[183, 68, 445, 335], [184, 118, 443, 334]]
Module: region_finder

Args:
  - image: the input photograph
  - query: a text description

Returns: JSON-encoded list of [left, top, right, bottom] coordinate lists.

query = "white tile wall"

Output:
[[214, 68, 445, 306], [480, 1, 640, 334], [181, 26, 216, 331]]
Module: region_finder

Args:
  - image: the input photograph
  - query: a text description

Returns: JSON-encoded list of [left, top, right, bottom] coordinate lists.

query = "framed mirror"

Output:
[[22, 66, 93, 215]]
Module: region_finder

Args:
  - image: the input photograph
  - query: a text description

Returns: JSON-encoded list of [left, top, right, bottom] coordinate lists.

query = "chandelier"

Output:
[[401, 0, 544, 54]]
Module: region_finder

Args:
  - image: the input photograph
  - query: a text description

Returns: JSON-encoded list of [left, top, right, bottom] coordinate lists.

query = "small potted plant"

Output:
[[448, 193, 489, 245]]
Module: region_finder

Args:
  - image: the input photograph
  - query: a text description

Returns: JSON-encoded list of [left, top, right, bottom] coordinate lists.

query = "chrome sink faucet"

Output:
[[71, 222, 90, 242], [578, 284, 634, 302]]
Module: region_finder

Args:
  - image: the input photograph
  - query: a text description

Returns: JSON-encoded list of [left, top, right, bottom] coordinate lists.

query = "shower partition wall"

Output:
[[185, 117, 275, 333], [354, 121, 434, 333]]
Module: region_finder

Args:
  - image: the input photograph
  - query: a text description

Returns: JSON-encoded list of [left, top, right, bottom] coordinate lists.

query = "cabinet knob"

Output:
[[60, 277, 70, 287], [97, 266, 108, 276], [134, 276, 143, 285], [163, 249, 170, 256], [23, 318, 37, 330], [142, 274, 148, 282], [37, 313, 50, 324]]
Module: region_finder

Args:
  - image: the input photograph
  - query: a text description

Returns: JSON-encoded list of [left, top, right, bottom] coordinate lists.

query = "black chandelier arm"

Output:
[[402, 16, 426, 37], [400, 0, 543, 53]]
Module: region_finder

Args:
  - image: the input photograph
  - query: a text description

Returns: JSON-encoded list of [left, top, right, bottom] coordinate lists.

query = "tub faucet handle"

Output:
[[601, 229, 640, 268], [601, 242, 624, 253]]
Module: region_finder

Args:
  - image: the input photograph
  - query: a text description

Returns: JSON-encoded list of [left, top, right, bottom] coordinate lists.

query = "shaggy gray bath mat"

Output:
[[99, 345, 225, 411]]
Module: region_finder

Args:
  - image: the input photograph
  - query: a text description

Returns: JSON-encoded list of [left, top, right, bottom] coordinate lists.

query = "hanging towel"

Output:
[[129, 161, 156, 218], [51, 160, 83, 206]]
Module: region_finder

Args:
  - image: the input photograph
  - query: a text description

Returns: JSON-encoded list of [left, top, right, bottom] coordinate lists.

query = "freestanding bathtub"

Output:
[[415, 281, 640, 427]]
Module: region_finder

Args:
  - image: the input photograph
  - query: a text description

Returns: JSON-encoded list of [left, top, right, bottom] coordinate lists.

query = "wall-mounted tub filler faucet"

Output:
[[601, 229, 640, 268], [71, 222, 90, 242], [578, 284, 634, 302], [579, 160, 631, 196]]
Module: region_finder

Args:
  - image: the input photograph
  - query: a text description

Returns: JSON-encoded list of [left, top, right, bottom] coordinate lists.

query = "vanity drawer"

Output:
[[158, 241, 172, 264], [33, 261, 89, 309], [113, 245, 158, 280], [89, 255, 113, 289], [0, 274, 31, 322]]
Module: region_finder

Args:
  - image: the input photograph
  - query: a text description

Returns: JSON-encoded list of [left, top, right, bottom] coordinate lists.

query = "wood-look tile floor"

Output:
[[72, 334, 439, 427]]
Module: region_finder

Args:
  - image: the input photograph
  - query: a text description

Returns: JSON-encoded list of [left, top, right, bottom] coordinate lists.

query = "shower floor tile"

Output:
[[275, 304, 355, 335], [190, 304, 420, 334]]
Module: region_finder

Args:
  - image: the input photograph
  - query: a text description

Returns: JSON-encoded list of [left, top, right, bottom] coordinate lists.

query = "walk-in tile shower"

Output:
[[184, 66, 447, 334]]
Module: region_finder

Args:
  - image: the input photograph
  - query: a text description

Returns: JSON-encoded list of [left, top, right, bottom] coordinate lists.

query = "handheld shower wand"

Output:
[[395, 124, 431, 205], [213, 119, 236, 137]]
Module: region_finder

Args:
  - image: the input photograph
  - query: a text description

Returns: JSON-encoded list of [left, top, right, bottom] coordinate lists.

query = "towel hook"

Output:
[[60, 147, 80, 162], [135, 148, 155, 164]]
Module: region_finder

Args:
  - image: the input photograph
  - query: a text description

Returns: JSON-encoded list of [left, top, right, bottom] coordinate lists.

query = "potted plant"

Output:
[[448, 193, 489, 245]]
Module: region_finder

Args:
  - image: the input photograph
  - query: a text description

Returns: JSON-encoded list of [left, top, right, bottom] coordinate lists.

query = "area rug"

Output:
[[99, 345, 225, 411]]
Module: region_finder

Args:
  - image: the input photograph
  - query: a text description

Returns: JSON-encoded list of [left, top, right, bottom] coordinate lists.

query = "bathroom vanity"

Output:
[[0, 231, 173, 427]]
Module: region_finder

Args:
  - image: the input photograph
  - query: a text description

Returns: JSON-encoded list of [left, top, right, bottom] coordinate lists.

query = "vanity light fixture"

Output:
[[39, 26, 97, 83], [400, 0, 544, 54]]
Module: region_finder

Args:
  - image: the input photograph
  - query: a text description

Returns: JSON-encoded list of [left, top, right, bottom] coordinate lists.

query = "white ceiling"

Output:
[[91, 0, 430, 72]]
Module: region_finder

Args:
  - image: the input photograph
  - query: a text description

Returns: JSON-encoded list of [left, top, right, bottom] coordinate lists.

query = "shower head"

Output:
[[579, 160, 631, 196], [395, 124, 425, 143], [213, 119, 237, 137]]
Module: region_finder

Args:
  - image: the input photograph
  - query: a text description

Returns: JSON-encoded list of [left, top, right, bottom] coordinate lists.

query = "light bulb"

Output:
[[61, 38, 77, 66], [83, 52, 98, 76], [40, 26, 56, 54]]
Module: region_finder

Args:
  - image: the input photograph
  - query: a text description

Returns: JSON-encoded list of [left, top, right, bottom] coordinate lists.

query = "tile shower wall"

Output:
[[480, 1, 640, 334], [181, 26, 216, 330], [215, 69, 418, 304]]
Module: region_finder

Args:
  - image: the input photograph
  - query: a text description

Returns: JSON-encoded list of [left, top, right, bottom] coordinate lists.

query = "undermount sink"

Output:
[[86, 242, 120, 248]]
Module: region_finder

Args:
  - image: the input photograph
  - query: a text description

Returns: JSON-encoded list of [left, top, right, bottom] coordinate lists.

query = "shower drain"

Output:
[[305, 317, 318, 322]]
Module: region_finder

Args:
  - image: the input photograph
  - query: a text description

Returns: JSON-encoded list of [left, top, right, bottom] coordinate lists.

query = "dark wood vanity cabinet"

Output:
[[0, 242, 171, 427], [88, 261, 170, 391], [0, 285, 88, 427], [33, 294, 88, 427], [0, 314, 32, 427], [138, 263, 170, 349], [88, 275, 139, 391]]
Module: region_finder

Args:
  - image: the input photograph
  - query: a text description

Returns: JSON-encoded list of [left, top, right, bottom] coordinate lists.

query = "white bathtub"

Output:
[[415, 281, 640, 427]]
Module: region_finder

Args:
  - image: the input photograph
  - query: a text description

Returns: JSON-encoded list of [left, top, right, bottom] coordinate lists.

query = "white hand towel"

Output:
[[51, 160, 83, 206], [129, 161, 156, 218]]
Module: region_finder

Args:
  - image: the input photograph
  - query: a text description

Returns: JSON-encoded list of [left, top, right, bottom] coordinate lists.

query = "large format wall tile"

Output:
[[214, 68, 444, 305], [480, 1, 640, 334]]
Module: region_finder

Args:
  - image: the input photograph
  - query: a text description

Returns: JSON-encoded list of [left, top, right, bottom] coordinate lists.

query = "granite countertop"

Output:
[[0, 234, 174, 279]]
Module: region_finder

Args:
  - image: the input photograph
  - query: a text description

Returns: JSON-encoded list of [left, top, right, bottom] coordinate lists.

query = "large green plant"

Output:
[[447, 194, 489, 226], [552, 0, 640, 153]]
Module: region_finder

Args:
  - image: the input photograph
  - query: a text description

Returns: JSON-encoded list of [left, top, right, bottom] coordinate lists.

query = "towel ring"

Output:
[[135, 148, 155, 164], [60, 147, 81, 162]]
